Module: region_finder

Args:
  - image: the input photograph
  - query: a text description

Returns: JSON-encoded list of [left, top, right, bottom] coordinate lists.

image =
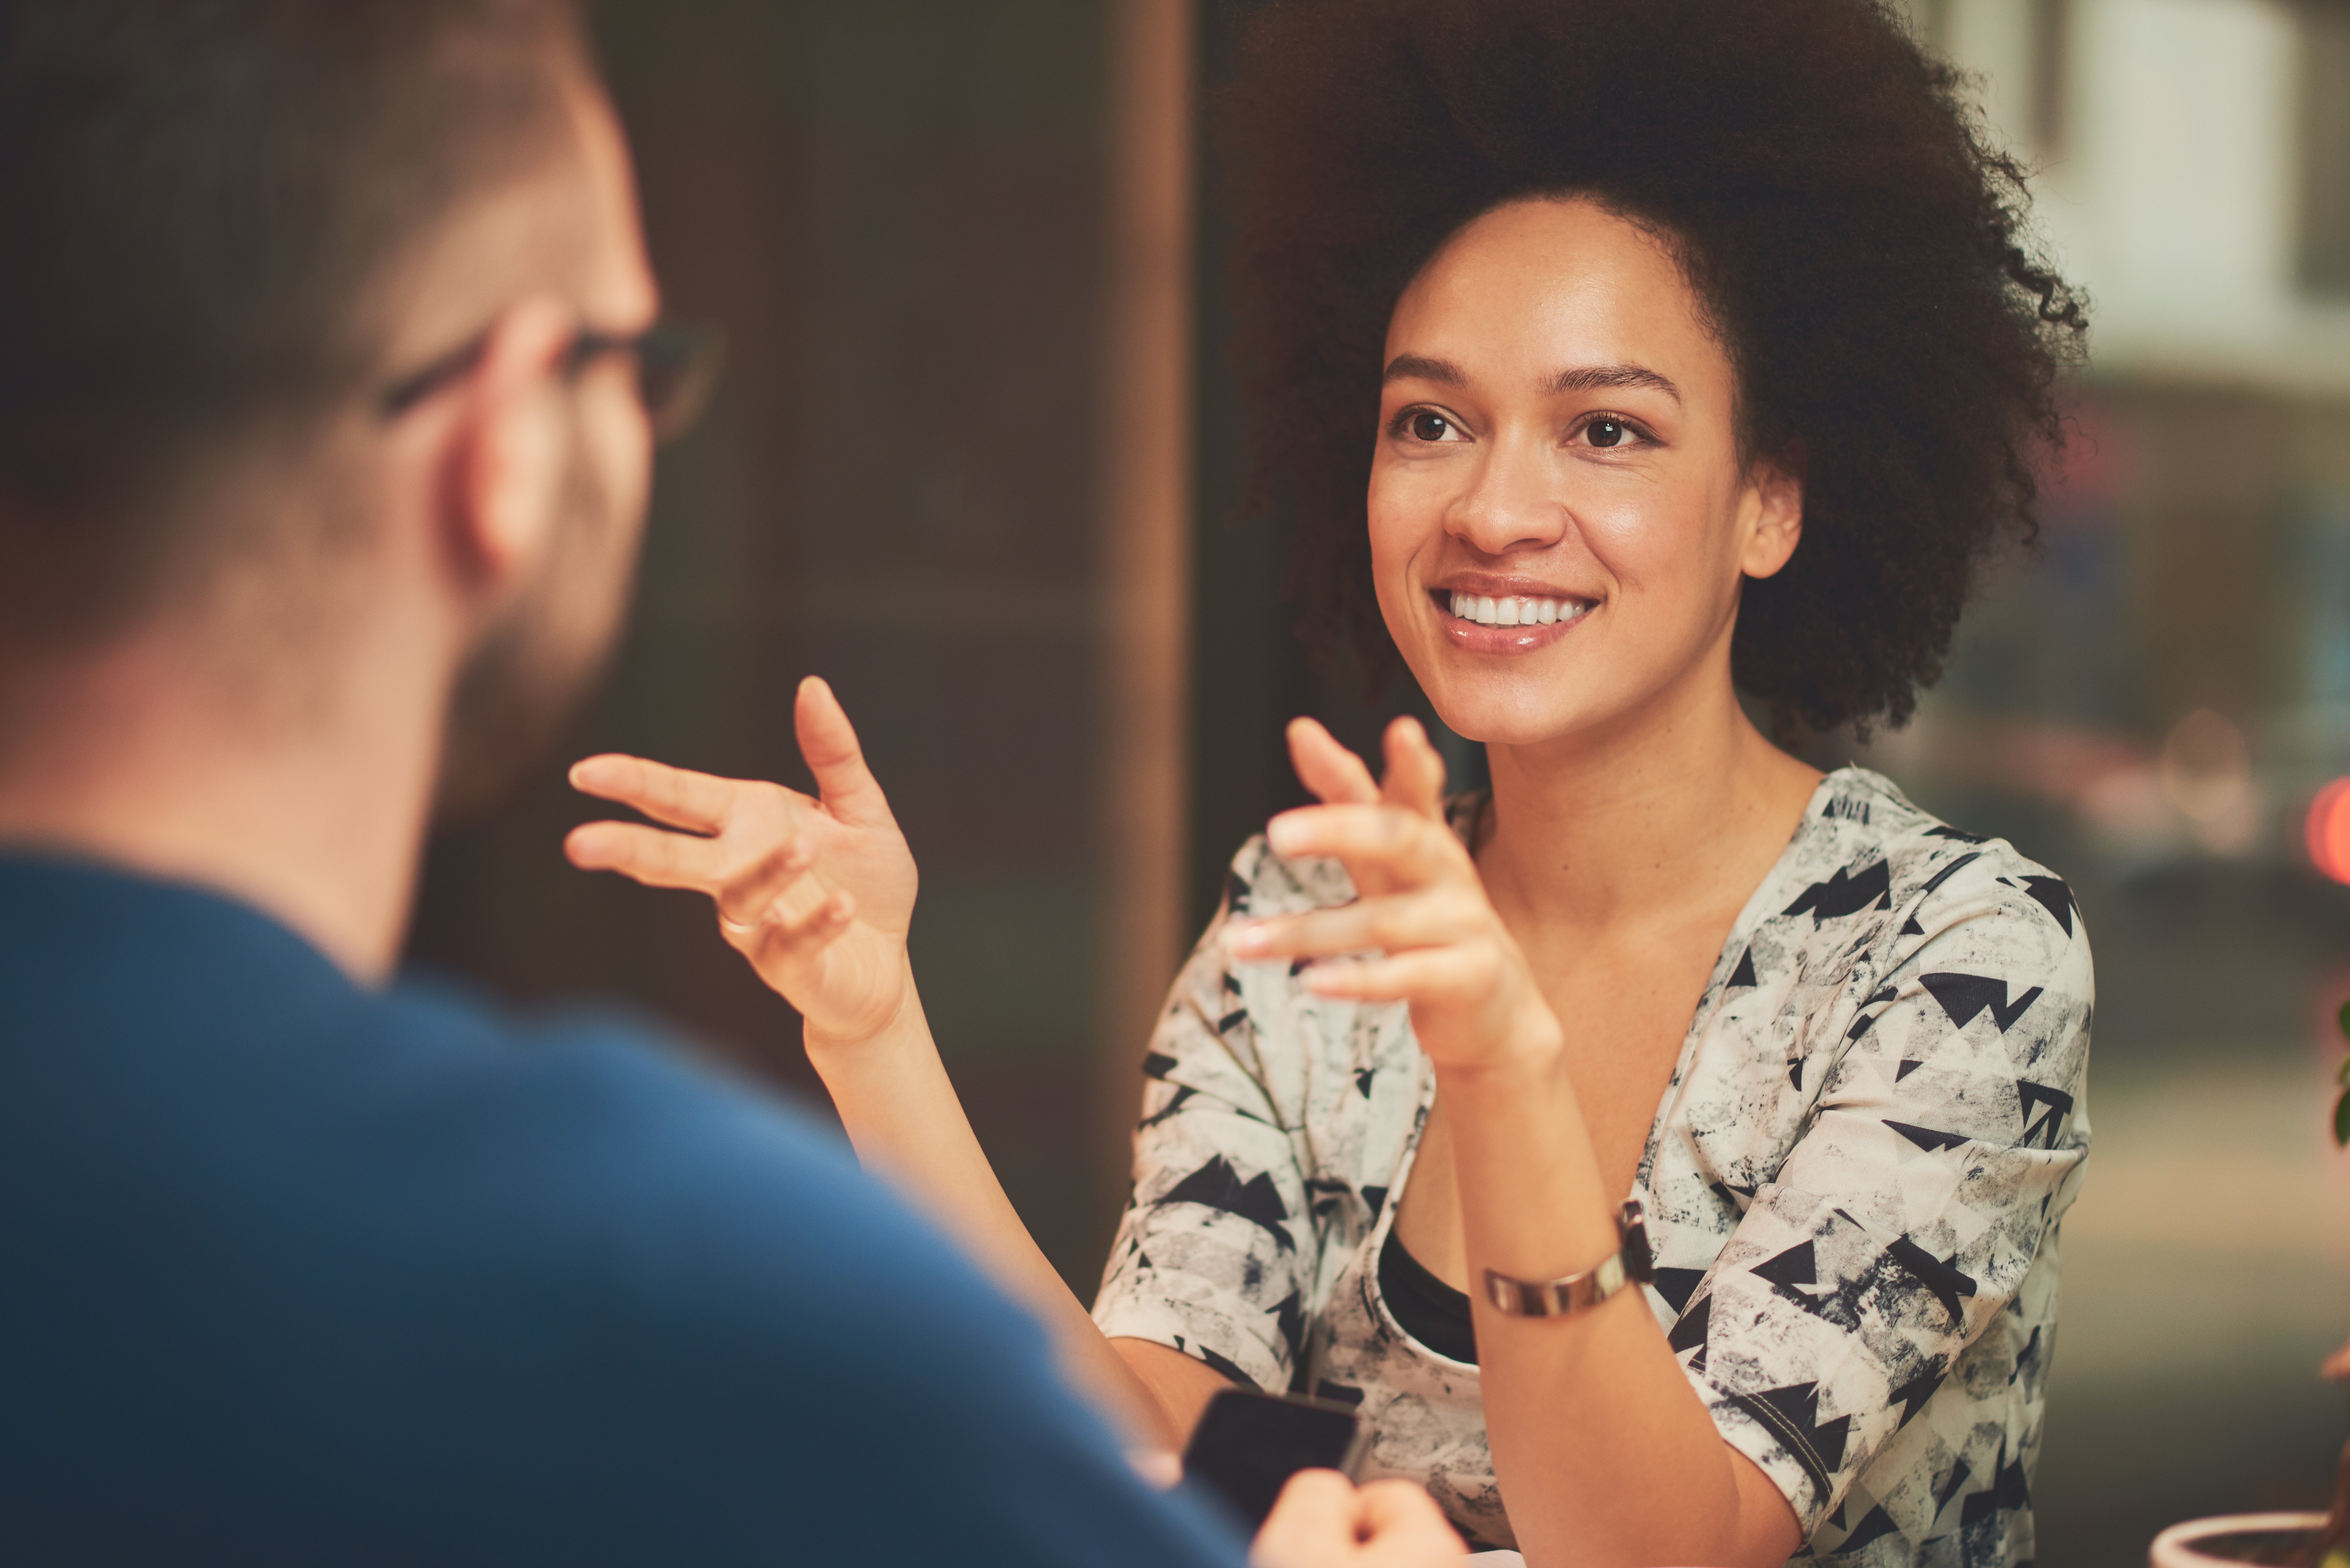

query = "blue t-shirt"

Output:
[[0, 854, 1249, 1567]]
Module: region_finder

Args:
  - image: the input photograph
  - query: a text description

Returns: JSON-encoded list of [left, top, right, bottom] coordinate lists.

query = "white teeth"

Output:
[[1447, 592, 1588, 628]]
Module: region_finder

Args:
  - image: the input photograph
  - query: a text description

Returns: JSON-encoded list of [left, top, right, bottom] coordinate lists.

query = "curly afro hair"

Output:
[[1226, 0, 2088, 734]]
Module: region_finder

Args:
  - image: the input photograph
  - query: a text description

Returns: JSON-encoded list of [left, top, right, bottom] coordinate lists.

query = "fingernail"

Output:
[[1267, 816, 1306, 855], [1225, 921, 1268, 956]]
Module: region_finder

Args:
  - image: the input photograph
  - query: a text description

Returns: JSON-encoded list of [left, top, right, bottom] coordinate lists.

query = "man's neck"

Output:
[[1476, 658, 1823, 944], [0, 624, 449, 986]]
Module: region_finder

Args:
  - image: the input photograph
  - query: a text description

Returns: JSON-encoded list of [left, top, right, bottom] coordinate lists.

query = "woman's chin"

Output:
[[1421, 681, 1603, 753]]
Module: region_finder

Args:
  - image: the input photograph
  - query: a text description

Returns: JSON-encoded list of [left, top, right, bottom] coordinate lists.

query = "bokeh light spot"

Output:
[[2305, 778, 2350, 884]]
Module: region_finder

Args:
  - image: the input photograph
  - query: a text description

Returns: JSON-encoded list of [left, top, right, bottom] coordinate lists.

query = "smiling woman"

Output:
[[1238, 0, 2086, 740], [1365, 199, 1804, 739], [557, 4, 2093, 1567], [1083, 4, 2093, 1567]]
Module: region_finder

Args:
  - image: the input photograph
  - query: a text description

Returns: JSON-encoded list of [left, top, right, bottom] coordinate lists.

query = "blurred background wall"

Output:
[[406, 0, 1162, 1291], [403, 1, 2350, 1562]]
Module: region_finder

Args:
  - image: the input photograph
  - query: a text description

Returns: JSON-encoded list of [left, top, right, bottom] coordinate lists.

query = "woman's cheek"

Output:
[[1576, 486, 1700, 593], [1365, 479, 1422, 583]]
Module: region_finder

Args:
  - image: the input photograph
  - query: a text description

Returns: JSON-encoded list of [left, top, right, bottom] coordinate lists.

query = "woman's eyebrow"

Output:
[[1382, 352, 1464, 386], [1547, 363, 1682, 403], [1381, 354, 1682, 405]]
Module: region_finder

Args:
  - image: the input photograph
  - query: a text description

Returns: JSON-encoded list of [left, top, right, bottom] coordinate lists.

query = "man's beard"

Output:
[[433, 453, 641, 822]]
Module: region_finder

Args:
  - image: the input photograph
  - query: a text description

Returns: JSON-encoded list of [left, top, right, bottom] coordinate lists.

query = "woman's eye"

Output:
[[1409, 411, 1454, 442], [1585, 418, 1627, 448]]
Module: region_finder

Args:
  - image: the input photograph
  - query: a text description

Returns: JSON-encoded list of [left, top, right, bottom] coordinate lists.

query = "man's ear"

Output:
[[1738, 442, 1806, 581], [447, 294, 576, 592]]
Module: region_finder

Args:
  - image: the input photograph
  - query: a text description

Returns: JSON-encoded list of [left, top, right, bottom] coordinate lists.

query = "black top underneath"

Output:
[[1376, 1226, 1478, 1365]]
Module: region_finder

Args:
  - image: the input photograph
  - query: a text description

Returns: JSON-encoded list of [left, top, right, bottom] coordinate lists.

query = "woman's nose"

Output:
[[1444, 437, 1569, 556]]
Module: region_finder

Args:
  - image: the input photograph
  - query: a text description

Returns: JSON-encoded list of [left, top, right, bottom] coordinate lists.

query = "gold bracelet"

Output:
[[1481, 1200, 1655, 1318]]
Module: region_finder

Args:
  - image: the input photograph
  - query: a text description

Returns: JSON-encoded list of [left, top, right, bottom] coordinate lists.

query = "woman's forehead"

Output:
[[1385, 197, 1724, 398]]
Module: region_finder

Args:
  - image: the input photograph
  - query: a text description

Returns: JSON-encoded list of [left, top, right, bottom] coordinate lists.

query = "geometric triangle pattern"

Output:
[[1089, 769, 2090, 1561], [1919, 973, 2044, 1034], [1160, 1156, 1297, 1252]]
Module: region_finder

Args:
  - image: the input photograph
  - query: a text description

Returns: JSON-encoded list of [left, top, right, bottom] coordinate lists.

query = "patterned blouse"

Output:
[[1092, 767, 2092, 1567]]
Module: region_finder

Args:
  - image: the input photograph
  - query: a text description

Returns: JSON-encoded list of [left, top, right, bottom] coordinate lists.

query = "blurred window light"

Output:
[[2031, 0, 2074, 150], [2305, 776, 2350, 882], [2301, 0, 2350, 296], [2159, 708, 2252, 820], [1938, 0, 2350, 390], [2158, 707, 2261, 853]]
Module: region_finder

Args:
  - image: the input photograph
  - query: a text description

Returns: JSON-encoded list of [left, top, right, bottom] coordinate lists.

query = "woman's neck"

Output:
[[1475, 671, 1822, 946]]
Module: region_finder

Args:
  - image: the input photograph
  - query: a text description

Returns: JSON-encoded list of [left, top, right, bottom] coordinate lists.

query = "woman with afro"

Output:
[[568, 2, 2094, 1564]]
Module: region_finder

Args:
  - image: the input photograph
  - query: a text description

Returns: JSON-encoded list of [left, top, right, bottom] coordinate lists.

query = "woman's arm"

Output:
[[1231, 716, 1800, 1568], [1241, 717, 2090, 1568], [1435, 1050, 1802, 1568], [565, 676, 1204, 1450]]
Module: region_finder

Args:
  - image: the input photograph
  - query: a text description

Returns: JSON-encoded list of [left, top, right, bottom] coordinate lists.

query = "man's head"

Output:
[[0, 0, 669, 807]]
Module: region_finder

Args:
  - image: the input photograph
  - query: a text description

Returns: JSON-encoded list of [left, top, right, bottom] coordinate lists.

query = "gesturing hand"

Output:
[[1252, 1472, 1467, 1568], [1225, 717, 1564, 1077], [564, 676, 917, 1047]]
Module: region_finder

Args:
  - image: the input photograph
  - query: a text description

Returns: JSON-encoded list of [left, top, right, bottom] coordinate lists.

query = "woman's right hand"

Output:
[[564, 676, 918, 1048], [1253, 1473, 1467, 1568]]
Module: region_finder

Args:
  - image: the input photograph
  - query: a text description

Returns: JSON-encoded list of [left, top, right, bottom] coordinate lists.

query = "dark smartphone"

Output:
[[1179, 1388, 1368, 1533]]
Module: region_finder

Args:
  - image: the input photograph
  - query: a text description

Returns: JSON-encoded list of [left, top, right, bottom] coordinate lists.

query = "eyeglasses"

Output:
[[379, 318, 725, 442]]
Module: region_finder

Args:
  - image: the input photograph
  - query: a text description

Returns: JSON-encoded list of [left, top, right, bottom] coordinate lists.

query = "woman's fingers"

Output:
[[1295, 945, 1498, 1006], [1378, 717, 1448, 819], [564, 819, 728, 889], [1351, 1480, 1469, 1562], [567, 815, 824, 922], [741, 885, 856, 966], [1266, 801, 1463, 887], [568, 753, 742, 834], [1226, 886, 1484, 964], [1282, 714, 1451, 818], [795, 676, 897, 830], [1286, 717, 1382, 807], [1252, 1469, 1358, 1568], [712, 834, 818, 930], [1253, 1472, 1465, 1568]]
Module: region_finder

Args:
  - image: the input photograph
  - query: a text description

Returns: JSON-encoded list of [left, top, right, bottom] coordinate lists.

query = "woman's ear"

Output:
[[1738, 441, 1806, 581], [447, 294, 576, 592]]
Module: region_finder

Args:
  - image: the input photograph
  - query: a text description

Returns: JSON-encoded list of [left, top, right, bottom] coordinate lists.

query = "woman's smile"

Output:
[[1427, 581, 1597, 653]]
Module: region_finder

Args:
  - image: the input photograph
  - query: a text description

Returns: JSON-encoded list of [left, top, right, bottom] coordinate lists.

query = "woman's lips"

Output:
[[1430, 587, 1593, 653]]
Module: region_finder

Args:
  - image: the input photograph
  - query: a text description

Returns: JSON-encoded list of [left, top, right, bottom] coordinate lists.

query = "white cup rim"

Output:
[[2149, 1511, 2328, 1568]]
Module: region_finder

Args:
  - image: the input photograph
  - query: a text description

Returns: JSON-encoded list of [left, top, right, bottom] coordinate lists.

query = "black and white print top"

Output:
[[1093, 767, 2092, 1567]]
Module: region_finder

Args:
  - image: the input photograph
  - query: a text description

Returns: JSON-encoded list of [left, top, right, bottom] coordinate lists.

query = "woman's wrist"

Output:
[[1430, 1004, 1569, 1090], [799, 956, 924, 1063]]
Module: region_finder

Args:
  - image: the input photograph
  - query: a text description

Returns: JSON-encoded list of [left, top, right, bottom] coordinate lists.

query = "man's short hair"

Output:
[[0, 0, 587, 647]]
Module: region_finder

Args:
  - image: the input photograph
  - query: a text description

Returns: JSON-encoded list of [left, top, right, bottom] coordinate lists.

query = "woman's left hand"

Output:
[[1225, 717, 1564, 1078]]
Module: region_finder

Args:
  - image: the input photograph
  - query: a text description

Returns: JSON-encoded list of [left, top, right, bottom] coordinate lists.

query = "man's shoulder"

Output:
[[0, 860, 1246, 1564], [341, 978, 1042, 1360], [0, 849, 1039, 1394]]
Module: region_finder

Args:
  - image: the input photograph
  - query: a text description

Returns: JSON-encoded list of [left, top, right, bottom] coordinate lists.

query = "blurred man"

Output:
[[0, 4, 1461, 1564]]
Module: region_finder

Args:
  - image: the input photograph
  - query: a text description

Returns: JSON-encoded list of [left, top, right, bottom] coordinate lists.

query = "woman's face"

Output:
[[1369, 197, 1800, 750]]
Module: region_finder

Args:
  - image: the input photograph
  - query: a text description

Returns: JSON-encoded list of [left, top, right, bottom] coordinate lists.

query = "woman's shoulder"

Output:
[[1795, 766, 2086, 963]]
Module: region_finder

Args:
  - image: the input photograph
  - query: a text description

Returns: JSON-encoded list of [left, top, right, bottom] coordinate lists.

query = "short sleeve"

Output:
[[1669, 869, 2092, 1532], [1092, 860, 1322, 1393]]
